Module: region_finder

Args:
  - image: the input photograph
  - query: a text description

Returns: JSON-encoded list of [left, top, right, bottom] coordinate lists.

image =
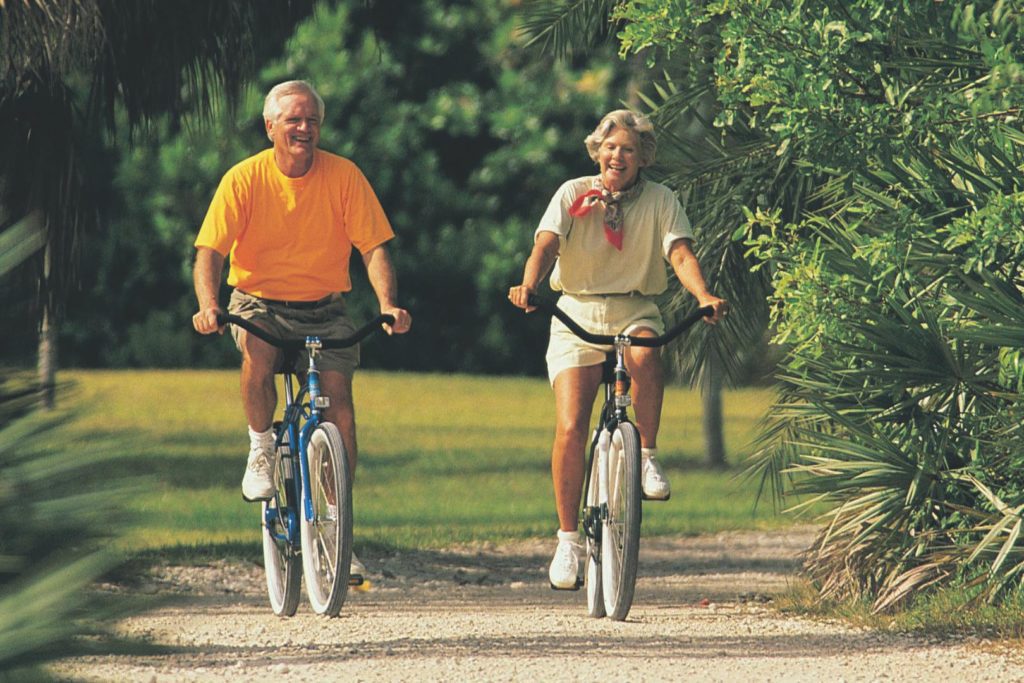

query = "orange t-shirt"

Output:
[[194, 149, 394, 301]]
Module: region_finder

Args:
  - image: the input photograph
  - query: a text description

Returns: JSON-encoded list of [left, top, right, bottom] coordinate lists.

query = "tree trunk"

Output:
[[702, 355, 726, 469], [38, 303, 57, 410], [38, 238, 57, 410]]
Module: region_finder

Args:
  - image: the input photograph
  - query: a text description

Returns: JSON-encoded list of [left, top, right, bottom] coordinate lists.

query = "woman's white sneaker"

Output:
[[548, 531, 582, 589], [642, 454, 671, 500]]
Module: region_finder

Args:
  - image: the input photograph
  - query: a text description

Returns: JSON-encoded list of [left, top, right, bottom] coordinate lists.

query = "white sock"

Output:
[[248, 426, 274, 448], [642, 447, 657, 461], [557, 529, 579, 544]]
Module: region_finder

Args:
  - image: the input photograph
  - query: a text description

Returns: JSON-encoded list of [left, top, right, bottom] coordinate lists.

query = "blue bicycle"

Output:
[[216, 312, 394, 617]]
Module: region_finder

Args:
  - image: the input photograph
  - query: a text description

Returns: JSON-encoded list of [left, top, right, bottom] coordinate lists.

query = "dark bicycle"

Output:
[[524, 294, 712, 620]]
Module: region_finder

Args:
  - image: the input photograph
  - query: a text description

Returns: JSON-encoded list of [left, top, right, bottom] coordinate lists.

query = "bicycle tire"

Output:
[[262, 425, 301, 617], [584, 435, 605, 618], [300, 422, 353, 616], [601, 421, 642, 621]]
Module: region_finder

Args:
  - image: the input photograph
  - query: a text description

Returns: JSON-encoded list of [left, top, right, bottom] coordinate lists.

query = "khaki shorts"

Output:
[[545, 293, 664, 385], [227, 289, 360, 376]]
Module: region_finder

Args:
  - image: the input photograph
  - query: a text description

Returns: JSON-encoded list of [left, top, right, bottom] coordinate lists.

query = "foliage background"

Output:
[[0, 0, 646, 377], [611, 0, 1024, 608]]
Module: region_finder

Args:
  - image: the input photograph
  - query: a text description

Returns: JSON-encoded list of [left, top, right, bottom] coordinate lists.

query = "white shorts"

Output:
[[545, 293, 664, 385]]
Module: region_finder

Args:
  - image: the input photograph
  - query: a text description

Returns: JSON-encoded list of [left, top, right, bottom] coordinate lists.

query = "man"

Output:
[[192, 80, 411, 578]]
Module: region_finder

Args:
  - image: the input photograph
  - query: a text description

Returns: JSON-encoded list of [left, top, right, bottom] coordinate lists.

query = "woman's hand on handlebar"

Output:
[[192, 306, 225, 335], [507, 284, 537, 312], [698, 295, 729, 324]]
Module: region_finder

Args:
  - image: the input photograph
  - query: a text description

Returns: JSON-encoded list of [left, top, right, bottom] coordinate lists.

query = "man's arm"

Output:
[[192, 247, 226, 334], [668, 238, 728, 323], [362, 244, 411, 334], [508, 231, 560, 312]]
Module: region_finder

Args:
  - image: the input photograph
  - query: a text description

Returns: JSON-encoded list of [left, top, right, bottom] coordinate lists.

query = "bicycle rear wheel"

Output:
[[262, 424, 301, 617], [300, 422, 353, 616], [601, 421, 642, 621], [584, 435, 605, 618]]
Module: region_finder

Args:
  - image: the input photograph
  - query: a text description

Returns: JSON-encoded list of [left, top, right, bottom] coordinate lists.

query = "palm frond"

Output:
[[516, 0, 619, 59], [0, 405, 144, 674]]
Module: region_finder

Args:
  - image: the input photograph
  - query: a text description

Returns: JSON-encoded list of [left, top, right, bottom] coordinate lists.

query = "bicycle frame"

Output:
[[278, 338, 330, 532], [214, 312, 394, 547]]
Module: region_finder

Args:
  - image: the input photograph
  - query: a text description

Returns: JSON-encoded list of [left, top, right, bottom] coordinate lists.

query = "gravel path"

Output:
[[53, 529, 1023, 682]]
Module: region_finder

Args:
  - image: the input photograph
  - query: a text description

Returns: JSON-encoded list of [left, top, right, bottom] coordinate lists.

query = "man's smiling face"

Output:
[[266, 92, 320, 173]]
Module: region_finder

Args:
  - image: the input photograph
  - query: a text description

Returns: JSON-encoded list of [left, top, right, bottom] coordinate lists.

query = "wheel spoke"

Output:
[[261, 425, 301, 617], [300, 423, 352, 616], [602, 423, 641, 621]]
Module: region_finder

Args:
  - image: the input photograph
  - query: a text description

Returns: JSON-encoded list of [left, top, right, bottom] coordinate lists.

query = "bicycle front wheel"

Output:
[[300, 422, 353, 616], [601, 421, 642, 621], [584, 435, 605, 618], [262, 424, 301, 617]]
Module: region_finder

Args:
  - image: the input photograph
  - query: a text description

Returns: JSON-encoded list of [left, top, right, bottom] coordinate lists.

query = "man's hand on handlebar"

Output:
[[192, 306, 225, 335], [381, 306, 412, 335]]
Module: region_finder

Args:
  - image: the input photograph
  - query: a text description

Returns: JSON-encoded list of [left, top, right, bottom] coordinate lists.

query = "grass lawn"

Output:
[[38, 370, 798, 555]]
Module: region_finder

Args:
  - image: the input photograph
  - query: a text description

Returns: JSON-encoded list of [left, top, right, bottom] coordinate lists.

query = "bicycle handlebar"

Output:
[[215, 312, 396, 350], [525, 294, 712, 347]]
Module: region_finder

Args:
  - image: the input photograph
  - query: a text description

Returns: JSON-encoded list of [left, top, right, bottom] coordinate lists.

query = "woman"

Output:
[[508, 110, 728, 589]]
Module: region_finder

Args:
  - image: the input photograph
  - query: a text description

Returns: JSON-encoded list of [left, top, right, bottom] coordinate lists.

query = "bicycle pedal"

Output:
[[353, 578, 372, 592], [549, 577, 583, 591], [348, 574, 364, 587]]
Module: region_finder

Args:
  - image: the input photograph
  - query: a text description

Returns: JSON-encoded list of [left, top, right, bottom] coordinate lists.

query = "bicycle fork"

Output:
[[584, 338, 633, 555]]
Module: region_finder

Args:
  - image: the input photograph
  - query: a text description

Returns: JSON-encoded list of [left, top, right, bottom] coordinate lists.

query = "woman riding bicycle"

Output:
[[508, 109, 728, 589]]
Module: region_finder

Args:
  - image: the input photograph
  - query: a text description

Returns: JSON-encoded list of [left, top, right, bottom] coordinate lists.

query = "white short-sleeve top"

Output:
[[535, 176, 696, 296]]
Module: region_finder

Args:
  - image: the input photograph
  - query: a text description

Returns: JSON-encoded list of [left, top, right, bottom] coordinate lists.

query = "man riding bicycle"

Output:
[[191, 80, 411, 579]]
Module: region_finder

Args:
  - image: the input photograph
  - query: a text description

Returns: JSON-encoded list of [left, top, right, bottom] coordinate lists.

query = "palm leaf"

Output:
[[517, 0, 619, 59]]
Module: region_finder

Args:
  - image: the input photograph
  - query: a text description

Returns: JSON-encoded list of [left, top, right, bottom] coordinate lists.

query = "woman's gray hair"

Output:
[[263, 80, 325, 139], [584, 109, 657, 166]]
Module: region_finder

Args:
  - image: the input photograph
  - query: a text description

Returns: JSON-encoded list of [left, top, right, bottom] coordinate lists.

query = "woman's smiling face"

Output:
[[598, 127, 644, 192]]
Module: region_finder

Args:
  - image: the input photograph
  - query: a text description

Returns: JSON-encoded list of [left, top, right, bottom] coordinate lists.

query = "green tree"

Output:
[[614, 0, 1024, 608], [0, 0, 320, 400], [0, 0, 323, 674], [59, 0, 634, 375]]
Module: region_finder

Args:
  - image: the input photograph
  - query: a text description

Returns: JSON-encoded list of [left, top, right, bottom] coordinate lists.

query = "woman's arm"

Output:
[[668, 238, 728, 323], [508, 231, 560, 312]]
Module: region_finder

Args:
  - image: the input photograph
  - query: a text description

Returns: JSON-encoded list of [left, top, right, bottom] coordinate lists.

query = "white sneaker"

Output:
[[241, 441, 276, 501], [350, 551, 366, 579], [642, 454, 671, 500], [548, 534, 582, 589]]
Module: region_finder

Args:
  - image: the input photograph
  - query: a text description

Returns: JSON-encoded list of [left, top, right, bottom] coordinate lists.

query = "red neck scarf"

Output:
[[567, 177, 646, 251]]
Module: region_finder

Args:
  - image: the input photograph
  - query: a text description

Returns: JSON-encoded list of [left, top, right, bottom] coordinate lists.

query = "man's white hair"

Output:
[[263, 80, 325, 141]]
